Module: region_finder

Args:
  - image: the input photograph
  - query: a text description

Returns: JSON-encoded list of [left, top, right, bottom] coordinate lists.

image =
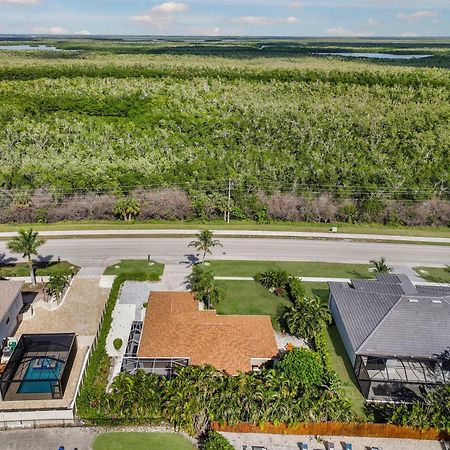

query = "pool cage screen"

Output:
[[0, 333, 77, 401]]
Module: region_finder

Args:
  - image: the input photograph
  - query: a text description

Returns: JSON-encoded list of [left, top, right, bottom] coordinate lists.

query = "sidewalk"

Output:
[[0, 228, 448, 243]]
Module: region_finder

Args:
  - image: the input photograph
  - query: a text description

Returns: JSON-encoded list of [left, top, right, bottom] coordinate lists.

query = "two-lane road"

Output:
[[0, 237, 448, 267]]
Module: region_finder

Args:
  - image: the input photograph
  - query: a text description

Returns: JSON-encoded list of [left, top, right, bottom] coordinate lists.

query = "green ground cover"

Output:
[[0, 260, 78, 278], [215, 279, 328, 330], [92, 432, 195, 450], [104, 259, 164, 280], [325, 325, 366, 417], [0, 220, 448, 238], [210, 260, 374, 278], [414, 266, 450, 283], [215, 280, 289, 329]]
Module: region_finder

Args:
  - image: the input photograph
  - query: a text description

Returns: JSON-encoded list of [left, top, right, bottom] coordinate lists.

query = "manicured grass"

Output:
[[0, 260, 79, 278], [414, 266, 450, 283], [92, 432, 195, 450], [325, 324, 366, 417], [209, 260, 375, 279], [0, 219, 448, 238], [104, 259, 164, 280], [215, 280, 290, 329], [216, 280, 329, 330]]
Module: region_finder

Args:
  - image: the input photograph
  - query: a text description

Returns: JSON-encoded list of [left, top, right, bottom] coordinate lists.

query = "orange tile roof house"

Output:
[[134, 291, 279, 375]]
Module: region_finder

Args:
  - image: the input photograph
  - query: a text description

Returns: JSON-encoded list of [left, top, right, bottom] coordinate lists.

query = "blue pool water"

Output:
[[17, 357, 63, 394]]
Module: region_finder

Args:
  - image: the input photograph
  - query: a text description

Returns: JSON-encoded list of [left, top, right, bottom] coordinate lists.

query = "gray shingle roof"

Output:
[[329, 274, 450, 360], [358, 296, 450, 359]]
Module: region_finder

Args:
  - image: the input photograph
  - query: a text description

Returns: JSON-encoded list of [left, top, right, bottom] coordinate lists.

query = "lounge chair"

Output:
[[298, 444, 308, 450], [326, 442, 335, 450], [344, 444, 352, 450]]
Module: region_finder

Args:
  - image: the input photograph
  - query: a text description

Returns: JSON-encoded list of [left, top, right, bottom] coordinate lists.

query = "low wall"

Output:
[[212, 422, 450, 441]]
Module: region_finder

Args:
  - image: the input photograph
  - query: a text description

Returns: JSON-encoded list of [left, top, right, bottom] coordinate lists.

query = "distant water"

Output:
[[0, 44, 62, 51], [314, 52, 432, 60]]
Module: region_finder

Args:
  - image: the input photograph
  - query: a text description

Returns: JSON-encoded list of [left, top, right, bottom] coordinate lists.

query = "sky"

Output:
[[0, 0, 449, 37]]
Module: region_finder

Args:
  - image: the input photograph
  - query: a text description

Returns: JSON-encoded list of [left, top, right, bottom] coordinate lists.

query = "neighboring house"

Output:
[[0, 281, 24, 344], [328, 274, 450, 402], [122, 291, 279, 376]]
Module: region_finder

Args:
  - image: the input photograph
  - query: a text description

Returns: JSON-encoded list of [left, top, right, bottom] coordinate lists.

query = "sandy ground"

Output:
[[222, 432, 446, 450]]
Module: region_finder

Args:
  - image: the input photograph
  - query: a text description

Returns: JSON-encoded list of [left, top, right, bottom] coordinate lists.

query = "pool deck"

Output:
[[0, 276, 109, 413], [15, 278, 109, 339], [0, 346, 88, 411]]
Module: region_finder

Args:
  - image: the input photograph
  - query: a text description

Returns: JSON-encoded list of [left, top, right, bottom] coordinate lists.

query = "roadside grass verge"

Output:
[[92, 432, 195, 450], [210, 260, 374, 279], [414, 266, 450, 283], [325, 324, 366, 417], [0, 260, 79, 278], [104, 259, 164, 280], [0, 219, 448, 238]]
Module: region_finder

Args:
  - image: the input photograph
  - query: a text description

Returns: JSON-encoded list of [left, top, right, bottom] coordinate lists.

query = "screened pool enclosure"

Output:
[[0, 333, 77, 401]]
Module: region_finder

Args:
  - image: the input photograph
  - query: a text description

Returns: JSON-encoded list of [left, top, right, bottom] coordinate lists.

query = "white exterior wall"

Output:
[[0, 292, 23, 342]]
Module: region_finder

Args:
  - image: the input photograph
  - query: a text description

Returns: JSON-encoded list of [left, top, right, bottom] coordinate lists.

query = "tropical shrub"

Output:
[[370, 257, 392, 273], [276, 348, 324, 386], [113, 338, 123, 351], [45, 273, 70, 300], [283, 296, 332, 341], [114, 198, 140, 221], [202, 431, 234, 450], [189, 264, 223, 309], [254, 269, 290, 291]]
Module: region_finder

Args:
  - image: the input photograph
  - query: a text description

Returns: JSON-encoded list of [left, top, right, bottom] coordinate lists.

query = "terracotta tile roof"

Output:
[[138, 291, 278, 374]]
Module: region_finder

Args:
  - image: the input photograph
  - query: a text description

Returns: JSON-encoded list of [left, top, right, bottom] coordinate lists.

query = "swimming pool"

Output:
[[17, 357, 63, 394]]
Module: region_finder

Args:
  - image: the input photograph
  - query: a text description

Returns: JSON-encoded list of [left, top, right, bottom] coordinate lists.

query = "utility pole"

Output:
[[226, 178, 232, 223]]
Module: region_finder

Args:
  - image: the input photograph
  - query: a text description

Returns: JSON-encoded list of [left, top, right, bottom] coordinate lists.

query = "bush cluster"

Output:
[[0, 189, 448, 227]]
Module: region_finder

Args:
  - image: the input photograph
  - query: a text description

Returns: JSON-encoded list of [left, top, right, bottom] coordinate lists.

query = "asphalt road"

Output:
[[0, 237, 448, 267]]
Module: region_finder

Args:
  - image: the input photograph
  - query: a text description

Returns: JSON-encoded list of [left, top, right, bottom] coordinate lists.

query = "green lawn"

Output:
[[104, 259, 165, 280], [215, 280, 328, 330], [414, 266, 450, 283], [216, 280, 289, 329], [209, 260, 374, 279], [92, 432, 195, 450], [325, 325, 366, 417], [0, 219, 448, 238], [0, 260, 79, 278]]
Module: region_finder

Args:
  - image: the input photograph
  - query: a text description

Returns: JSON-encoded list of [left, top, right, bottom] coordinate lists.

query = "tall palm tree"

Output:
[[188, 230, 223, 263], [7, 228, 46, 287]]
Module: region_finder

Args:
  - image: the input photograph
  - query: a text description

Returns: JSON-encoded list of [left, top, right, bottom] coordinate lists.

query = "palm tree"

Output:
[[188, 230, 223, 263], [370, 256, 392, 273], [283, 296, 331, 342], [7, 228, 46, 287]]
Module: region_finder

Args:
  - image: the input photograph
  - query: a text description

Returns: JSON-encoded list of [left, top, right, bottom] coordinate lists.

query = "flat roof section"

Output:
[[0, 281, 23, 321], [138, 291, 278, 374]]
